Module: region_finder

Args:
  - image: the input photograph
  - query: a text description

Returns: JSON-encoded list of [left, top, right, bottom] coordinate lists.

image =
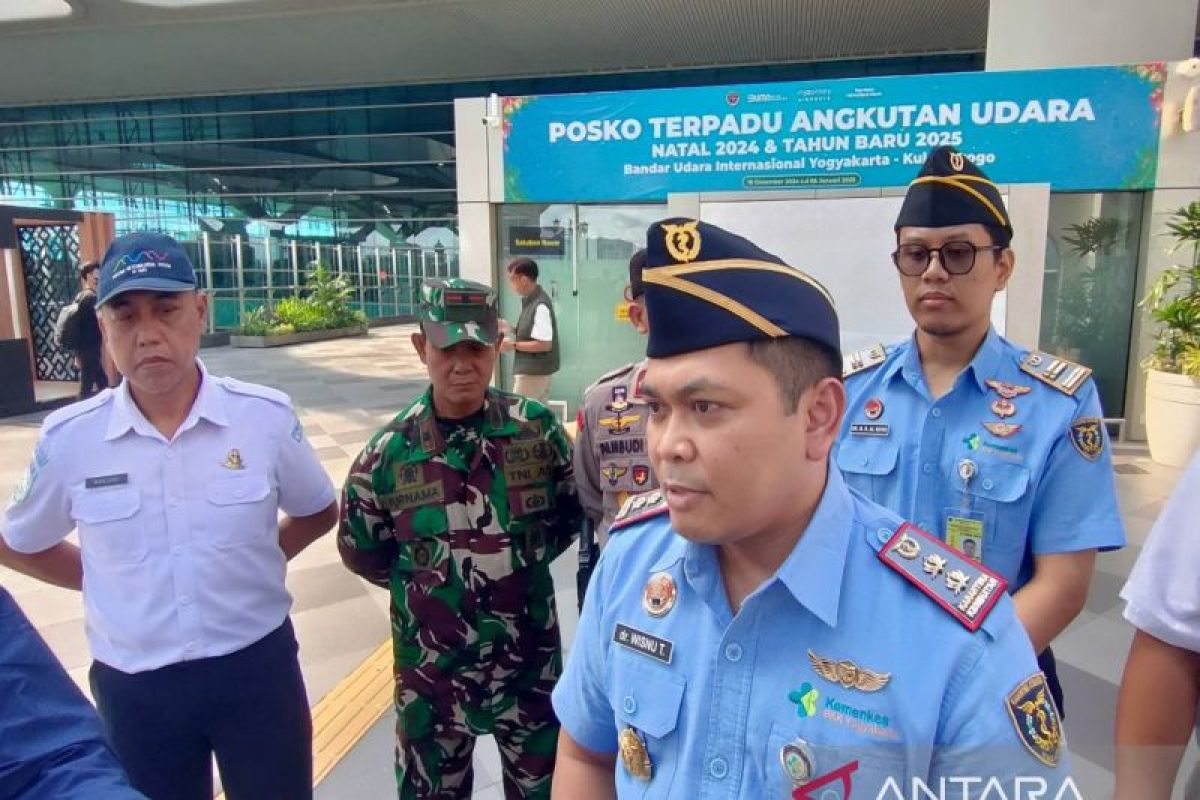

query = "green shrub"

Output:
[[237, 264, 366, 336]]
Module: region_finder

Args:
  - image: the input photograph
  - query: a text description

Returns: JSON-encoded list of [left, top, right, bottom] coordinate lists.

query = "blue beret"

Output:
[[642, 218, 839, 358], [895, 146, 1011, 234]]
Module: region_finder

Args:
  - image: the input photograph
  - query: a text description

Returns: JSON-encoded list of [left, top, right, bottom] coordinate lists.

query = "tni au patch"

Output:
[[1068, 417, 1104, 461]]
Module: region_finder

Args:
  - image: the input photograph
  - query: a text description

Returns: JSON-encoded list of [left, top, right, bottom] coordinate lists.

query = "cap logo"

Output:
[[662, 221, 702, 263], [949, 152, 965, 171], [111, 250, 174, 279]]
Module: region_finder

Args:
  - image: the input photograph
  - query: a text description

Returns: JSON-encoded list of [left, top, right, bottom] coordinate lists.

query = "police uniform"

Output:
[[1, 233, 335, 800], [838, 148, 1125, 711], [575, 362, 654, 539], [575, 250, 657, 540], [338, 278, 582, 800], [552, 219, 1070, 798], [1, 585, 146, 799]]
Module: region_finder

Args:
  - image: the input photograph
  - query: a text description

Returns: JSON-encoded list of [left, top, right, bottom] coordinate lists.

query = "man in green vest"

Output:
[[502, 258, 560, 402]]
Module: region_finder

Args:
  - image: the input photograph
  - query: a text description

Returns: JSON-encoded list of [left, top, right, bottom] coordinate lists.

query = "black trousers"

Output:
[[1038, 647, 1066, 719], [78, 347, 107, 399], [89, 620, 312, 800]]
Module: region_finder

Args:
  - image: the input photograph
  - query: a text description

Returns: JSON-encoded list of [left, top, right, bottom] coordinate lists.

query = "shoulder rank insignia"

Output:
[[878, 523, 1008, 631], [1019, 351, 1092, 396], [1069, 417, 1105, 461], [807, 649, 891, 693], [1006, 672, 1063, 766], [843, 343, 888, 378], [610, 489, 667, 532]]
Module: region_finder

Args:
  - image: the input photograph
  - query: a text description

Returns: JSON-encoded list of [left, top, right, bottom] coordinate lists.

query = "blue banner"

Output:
[[501, 64, 1165, 202]]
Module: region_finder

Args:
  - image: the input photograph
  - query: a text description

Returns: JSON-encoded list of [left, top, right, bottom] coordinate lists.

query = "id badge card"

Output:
[[944, 508, 986, 562]]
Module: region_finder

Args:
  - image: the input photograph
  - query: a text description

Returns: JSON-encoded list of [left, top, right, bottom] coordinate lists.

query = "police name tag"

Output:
[[850, 423, 890, 437], [85, 473, 129, 489], [613, 623, 674, 665]]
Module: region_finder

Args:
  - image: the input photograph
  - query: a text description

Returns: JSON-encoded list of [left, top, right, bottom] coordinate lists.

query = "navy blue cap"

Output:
[[895, 146, 1011, 234], [97, 232, 197, 307], [641, 218, 839, 358]]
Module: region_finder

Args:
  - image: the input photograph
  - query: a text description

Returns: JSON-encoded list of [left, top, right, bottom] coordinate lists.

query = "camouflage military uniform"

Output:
[[573, 359, 656, 542], [339, 280, 581, 800]]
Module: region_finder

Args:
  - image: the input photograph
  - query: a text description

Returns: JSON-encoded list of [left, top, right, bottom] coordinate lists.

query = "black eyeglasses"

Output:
[[891, 242, 1003, 276]]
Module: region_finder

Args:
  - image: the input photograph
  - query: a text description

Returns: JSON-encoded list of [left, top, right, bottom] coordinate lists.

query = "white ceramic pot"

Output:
[[1145, 369, 1200, 468]]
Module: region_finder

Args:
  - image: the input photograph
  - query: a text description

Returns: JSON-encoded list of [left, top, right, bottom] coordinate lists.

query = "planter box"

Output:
[[1145, 369, 1200, 468], [229, 324, 369, 349]]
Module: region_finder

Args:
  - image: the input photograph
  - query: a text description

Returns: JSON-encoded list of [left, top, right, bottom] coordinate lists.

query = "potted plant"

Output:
[[1140, 201, 1200, 467]]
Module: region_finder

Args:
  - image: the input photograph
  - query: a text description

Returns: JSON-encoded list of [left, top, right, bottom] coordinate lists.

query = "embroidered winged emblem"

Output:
[[807, 649, 891, 693]]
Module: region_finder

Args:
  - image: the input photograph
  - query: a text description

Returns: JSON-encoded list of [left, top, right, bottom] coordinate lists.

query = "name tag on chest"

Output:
[[613, 622, 674, 665], [85, 473, 129, 489]]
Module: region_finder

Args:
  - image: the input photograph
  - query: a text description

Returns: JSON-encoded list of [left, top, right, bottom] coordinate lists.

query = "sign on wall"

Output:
[[501, 63, 1166, 202]]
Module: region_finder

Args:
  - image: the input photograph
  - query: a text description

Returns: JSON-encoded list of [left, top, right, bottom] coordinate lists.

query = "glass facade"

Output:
[[1040, 192, 1145, 419], [0, 53, 981, 330]]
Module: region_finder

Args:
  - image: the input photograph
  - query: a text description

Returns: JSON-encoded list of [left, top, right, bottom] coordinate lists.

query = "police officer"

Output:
[[0, 232, 339, 800], [551, 219, 1070, 798], [575, 249, 656, 541], [838, 147, 1126, 714], [1, 584, 146, 799], [338, 278, 582, 800]]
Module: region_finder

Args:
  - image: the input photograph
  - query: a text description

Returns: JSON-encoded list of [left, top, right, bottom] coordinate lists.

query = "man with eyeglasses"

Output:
[[837, 146, 1125, 716]]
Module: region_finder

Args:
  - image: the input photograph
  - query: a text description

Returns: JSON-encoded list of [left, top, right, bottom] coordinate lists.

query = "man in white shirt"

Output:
[[502, 257, 559, 402], [0, 232, 338, 800], [1116, 450, 1200, 800]]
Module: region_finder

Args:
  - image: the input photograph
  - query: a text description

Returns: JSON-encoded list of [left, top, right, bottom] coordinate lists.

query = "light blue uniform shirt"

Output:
[[552, 470, 1071, 799], [839, 329, 1125, 590]]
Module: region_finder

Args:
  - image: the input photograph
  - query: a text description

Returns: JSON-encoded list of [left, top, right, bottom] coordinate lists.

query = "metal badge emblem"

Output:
[[619, 727, 653, 781], [808, 650, 892, 692], [983, 422, 1022, 438], [923, 553, 948, 578], [864, 398, 885, 420], [891, 534, 921, 560], [990, 398, 1017, 419], [222, 449, 245, 470], [642, 571, 678, 617], [780, 740, 815, 786], [662, 220, 702, 263], [985, 379, 1032, 400]]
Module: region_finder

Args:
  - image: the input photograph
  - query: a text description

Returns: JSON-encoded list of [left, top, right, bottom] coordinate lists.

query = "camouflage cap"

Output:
[[419, 277, 500, 348]]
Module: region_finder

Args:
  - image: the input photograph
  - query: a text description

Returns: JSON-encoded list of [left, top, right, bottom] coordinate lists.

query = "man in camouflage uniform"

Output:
[[574, 249, 656, 542], [338, 277, 581, 800]]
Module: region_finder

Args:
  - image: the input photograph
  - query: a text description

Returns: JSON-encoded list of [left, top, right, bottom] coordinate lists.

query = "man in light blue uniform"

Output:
[[1, 585, 146, 799], [839, 147, 1125, 713], [551, 219, 1072, 799]]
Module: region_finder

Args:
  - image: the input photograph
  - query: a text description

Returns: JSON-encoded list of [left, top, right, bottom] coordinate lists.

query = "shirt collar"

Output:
[[407, 386, 519, 458], [884, 327, 1003, 395], [773, 468, 855, 628], [648, 468, 855, 628], [105, 358, 226, 441]]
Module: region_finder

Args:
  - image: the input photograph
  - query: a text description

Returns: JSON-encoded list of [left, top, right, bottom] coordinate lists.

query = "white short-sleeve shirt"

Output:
[[1122, 451, 1200, 653], [1, 359, 335, 673]]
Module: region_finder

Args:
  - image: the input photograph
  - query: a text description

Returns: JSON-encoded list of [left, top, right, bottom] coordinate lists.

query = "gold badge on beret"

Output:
[[662, 220, 702, 263]]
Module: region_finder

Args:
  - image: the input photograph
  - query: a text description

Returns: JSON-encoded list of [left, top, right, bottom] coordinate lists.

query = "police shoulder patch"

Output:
[[586, 362, 637, 396], [878, 523, 1008, 631], [843, 343, 888, 378], [1068, 417, 1105, 461], [1006, 672, 1063, 767], [610, 489, 667, 532], [1018, 351, 1092, 396]]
